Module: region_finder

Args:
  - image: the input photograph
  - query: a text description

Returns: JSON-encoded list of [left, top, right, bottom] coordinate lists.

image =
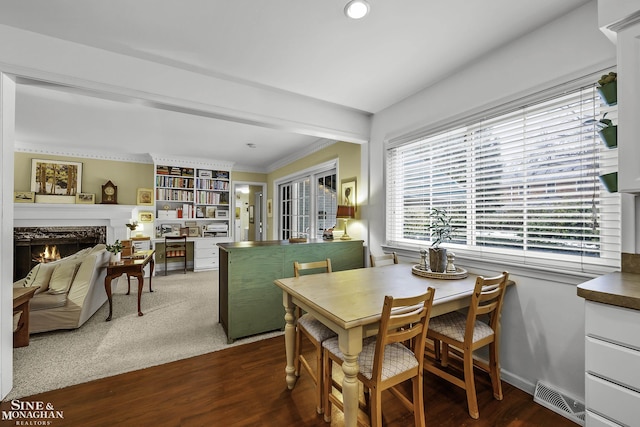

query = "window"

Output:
[[278, 163, 337, 240], [386, 84, 620, 274]]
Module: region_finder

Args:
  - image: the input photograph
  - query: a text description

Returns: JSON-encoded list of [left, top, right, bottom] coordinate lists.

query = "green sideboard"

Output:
[[218, 239, 364, 343]]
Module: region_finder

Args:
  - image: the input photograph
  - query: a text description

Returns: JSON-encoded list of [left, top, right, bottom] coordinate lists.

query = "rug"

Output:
[[5, 270, 283, 400]]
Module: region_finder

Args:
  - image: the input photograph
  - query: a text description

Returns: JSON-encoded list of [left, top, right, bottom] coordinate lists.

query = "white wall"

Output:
[[367, 1, 615, 400]]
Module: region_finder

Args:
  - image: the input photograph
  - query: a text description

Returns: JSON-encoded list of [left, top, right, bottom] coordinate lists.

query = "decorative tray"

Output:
[[411, 265, 468, 280]]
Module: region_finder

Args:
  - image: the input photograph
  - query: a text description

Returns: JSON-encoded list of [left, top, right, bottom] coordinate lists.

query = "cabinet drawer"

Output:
[[195, 257, 218, 270], [586, 410, 623, 427], [585, 301, 640, 350], [586, 373, 640, 427], [195, 239, 218, 250], [195, 246, 218, 260], [586, 336, 640, 391]]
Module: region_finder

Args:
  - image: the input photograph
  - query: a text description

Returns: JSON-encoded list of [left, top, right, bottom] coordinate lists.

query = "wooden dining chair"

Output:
[[293, 258, 336, 415], [322, 287, 436, 427], [424, 271, 509, 419], [164, 235, 187, 275], [369, 252, 398, 267]]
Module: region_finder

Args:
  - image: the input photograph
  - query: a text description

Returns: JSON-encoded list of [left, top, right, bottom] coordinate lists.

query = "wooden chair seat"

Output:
[[164, 235, 187, 275], [424, 271, 509, 419], [323, 287, 436, 427], [293, 258, 335, 415]]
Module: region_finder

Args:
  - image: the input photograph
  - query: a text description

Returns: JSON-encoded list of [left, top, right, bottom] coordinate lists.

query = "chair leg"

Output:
[[463, 348, 479, 419], [370, 387, 383, 427], [323, 353, 332, 423], [413, 372, 426, 427], [441, 342, 450, 367], [489, 341, 503, 400], [314, 339, 324, 414], [164, 254, 168, 276], [294, 326, 302, 377]]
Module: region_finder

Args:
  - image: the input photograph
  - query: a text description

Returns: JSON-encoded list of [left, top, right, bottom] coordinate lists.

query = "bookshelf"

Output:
[[152, 156, 234, 272]]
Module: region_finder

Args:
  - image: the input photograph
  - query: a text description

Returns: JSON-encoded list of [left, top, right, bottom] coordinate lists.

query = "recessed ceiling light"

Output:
[[344, 0, 370, 20]]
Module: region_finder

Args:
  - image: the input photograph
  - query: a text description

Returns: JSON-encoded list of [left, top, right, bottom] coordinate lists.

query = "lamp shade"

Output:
[[336, 205, 355, 219]]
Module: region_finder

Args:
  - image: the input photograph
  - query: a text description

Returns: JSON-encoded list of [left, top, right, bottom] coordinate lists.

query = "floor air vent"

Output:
[[533, 381, 585, 425]]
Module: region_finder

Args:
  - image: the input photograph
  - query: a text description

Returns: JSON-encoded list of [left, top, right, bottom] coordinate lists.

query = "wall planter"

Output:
[[598, 125, 617, 148], [599, 172, 618, 193], [597, 72, 617, 106]]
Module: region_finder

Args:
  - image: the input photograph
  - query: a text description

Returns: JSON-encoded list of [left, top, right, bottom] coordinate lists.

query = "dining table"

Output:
[[273, 262, 514, 427]]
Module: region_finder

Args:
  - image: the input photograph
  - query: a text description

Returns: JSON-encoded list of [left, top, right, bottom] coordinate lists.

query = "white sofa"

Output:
[[13, 244, 112, 333]]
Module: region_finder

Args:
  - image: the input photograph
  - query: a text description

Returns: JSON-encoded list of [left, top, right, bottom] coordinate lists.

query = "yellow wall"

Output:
[[14, 152, 154, 205], [231, 171, 267, 182]]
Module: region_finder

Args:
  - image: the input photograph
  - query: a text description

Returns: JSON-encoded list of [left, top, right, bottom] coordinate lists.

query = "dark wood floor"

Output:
[[1, 335, 578, 427]]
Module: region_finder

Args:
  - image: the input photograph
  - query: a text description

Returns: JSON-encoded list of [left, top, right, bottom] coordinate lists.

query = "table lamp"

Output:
[[336, 205, 355, 240]]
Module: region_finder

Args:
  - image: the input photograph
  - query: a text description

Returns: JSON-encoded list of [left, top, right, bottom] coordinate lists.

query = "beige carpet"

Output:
[[6, 270, 283, 400]]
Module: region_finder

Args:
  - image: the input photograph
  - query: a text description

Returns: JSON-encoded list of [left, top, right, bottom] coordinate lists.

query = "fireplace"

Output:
[[13, 226, 106, 282]]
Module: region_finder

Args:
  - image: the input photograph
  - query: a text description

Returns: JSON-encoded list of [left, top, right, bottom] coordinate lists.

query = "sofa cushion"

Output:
[[23, 263, 57, 294], [30, 293, 68, 311], [47, 262, 80, 295]]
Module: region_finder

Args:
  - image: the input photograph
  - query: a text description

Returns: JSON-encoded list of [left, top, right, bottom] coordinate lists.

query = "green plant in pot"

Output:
[[106, 240, 123, 262], [427, 208, 455, 273], [596, 71, 617, 106], [596, 112, 617, 149]]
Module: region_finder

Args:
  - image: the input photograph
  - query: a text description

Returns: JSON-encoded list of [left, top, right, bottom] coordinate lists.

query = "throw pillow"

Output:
[[47, 262, 80, 295], [24, 263, 57, 294]]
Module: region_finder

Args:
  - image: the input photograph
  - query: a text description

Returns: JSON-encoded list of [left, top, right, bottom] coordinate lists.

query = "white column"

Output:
[[0, 72, 17, 399]]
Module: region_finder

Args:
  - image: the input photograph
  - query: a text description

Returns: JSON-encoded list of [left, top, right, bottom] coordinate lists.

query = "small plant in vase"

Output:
[[596, 71, 617, 106], [427, 208, 456, 273], [106, 240, 123, 262]]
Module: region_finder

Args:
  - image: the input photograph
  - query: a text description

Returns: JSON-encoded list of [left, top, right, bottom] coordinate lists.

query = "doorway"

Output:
[[233, 182, 267, 241]]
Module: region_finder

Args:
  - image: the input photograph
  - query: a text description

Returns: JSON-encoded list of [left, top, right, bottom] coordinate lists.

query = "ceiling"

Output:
[[0, 0, 591, 171]]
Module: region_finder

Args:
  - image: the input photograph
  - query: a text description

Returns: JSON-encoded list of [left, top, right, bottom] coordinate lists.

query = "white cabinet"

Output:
[[193, 238, 224, 272], [584, 300, 640, 426]]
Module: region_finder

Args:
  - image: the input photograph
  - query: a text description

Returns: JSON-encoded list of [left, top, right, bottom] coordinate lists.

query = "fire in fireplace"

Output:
[[13, 227, 106, 282], [36, 245, 61, 263]]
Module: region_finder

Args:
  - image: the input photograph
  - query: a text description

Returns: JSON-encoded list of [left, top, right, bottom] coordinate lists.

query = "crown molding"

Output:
[[607, 10, 640, 33], [149, 153, 234, 170], [15, 141, 153, 164]]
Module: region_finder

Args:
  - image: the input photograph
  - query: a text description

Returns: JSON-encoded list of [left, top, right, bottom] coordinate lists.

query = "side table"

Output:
[[13, 287, 38, 347]]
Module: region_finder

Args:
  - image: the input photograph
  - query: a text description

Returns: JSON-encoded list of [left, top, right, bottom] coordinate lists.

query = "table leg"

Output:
[[104, 275, 115, 321], [135, 273, 144, 316], [341, 353, 360, 427], [283, 297, 297, 389], [148, 258, 154, 292]]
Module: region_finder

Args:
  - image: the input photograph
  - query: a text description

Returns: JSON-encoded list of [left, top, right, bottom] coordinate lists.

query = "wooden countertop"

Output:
[[577, 272, 640, 311], [217, 239, 363, 250]]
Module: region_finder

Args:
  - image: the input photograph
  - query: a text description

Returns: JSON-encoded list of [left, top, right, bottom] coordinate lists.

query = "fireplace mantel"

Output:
[[14, 204, 138, 243]]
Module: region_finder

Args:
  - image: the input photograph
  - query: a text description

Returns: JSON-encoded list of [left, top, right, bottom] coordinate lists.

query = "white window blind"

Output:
[[386, 85, 620, 274]]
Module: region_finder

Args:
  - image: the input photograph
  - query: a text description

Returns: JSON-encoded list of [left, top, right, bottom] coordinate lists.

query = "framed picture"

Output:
[[14, 191, 35, 203], [206, 207, 216, 218], [188, 226, 200, 237], [75, 193, 95, 204], [249, 205, 254, 224], [138, 211, 154, 223], [198, 170, 213, 178], [31, 159, 82, 196], [137, 188, 154, 206], [267, 199, 273, 218], [215, 209, 228, 218], [340, 177, 357, 210]]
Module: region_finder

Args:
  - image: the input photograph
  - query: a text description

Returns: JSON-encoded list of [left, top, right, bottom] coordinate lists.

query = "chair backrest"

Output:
[[370, 252, 398, 267], [165, 235, 187, 251], [371, 287, 435, 382], [294, 259, 332, 277], [465, 271, 509, 341]]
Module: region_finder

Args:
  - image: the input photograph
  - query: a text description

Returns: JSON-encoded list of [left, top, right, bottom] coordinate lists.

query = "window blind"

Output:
[[386, 85, 620, 274]]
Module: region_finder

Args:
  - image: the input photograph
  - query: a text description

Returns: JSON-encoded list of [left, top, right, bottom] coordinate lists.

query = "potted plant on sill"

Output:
[[106, 240, 123, 263], [427, 208, 456, 273], [597, 113, 617, 149], [597, 72, 617, 106]]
